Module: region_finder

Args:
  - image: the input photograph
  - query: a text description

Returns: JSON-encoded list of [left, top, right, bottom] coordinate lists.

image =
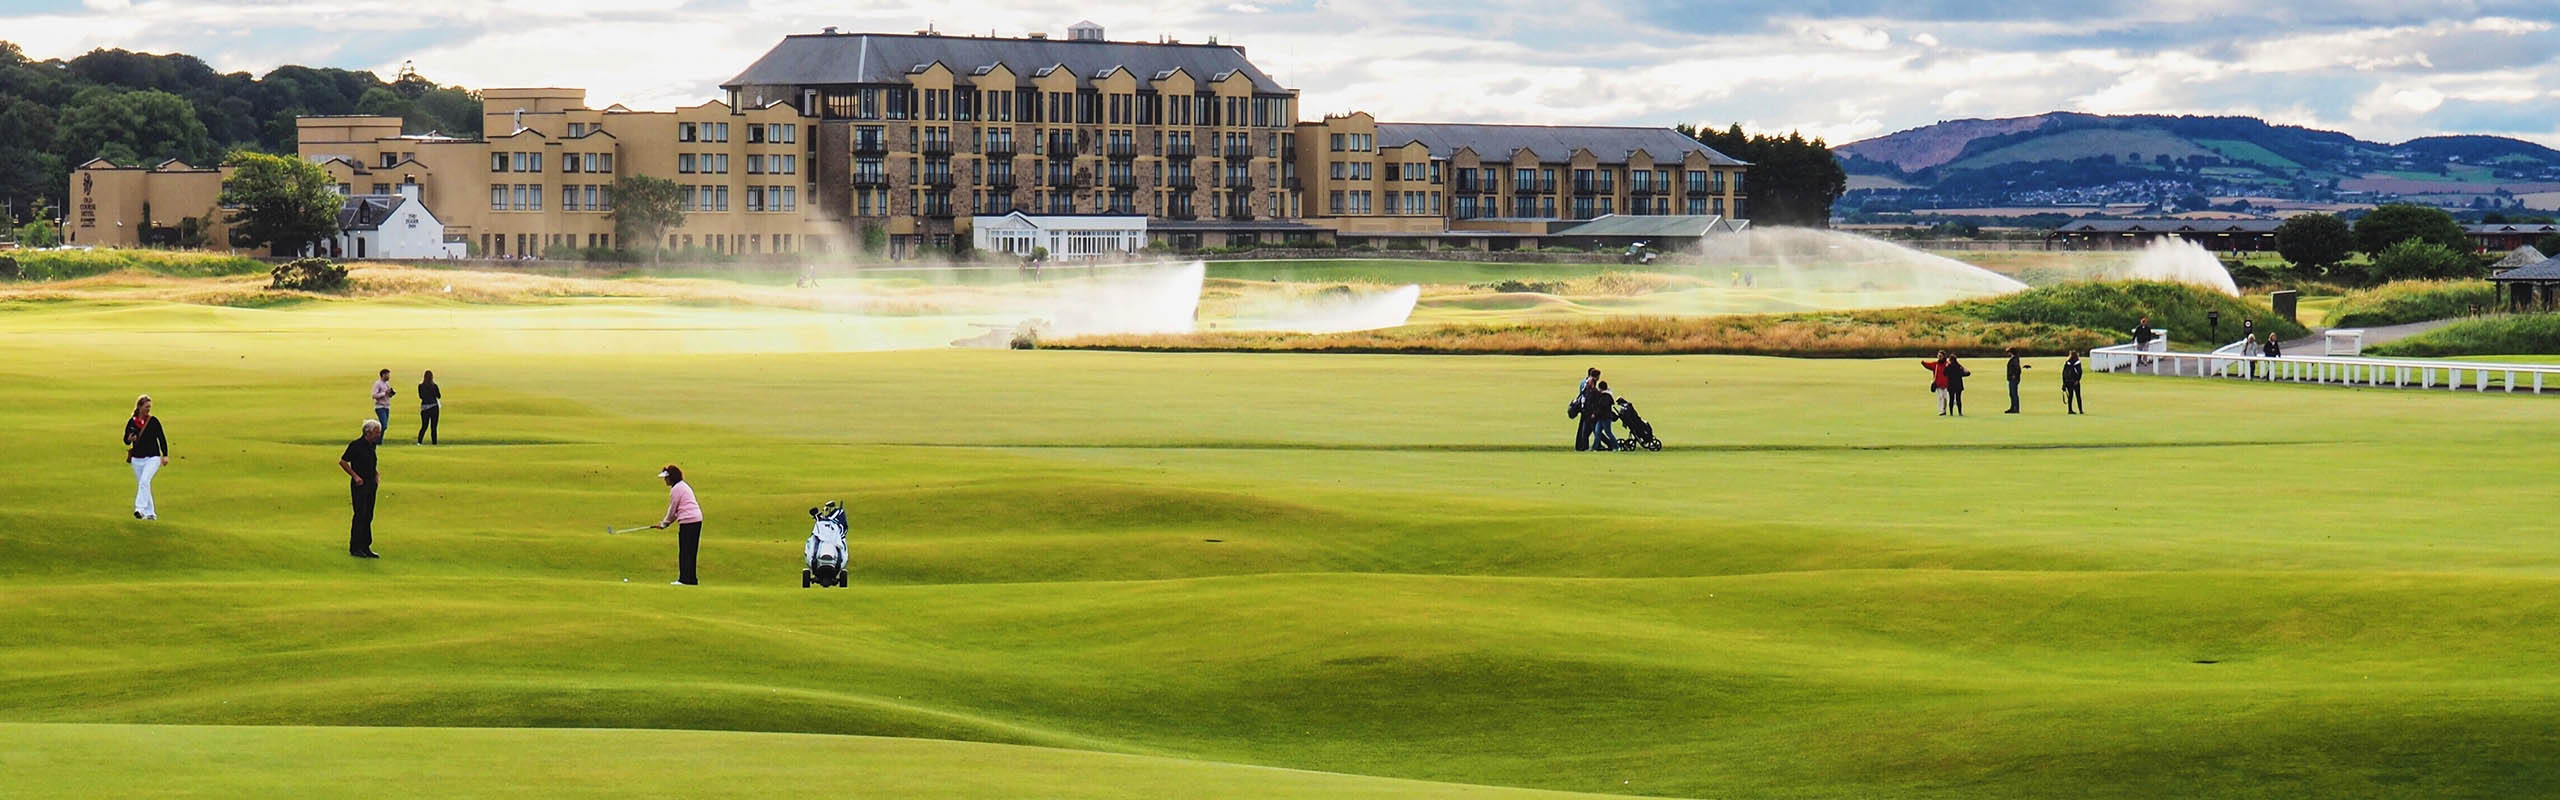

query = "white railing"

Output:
[[2089, 341, 2560, 394]]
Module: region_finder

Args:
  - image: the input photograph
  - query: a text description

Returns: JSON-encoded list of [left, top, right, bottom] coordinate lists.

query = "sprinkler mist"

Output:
[[2112, 238, 2241, 296], [1686, 228, 2027, 309]]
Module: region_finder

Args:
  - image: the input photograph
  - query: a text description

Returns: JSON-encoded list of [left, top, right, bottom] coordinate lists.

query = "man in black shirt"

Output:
[[338, 420, 384, 558], [2003, 347, 2032, 414]]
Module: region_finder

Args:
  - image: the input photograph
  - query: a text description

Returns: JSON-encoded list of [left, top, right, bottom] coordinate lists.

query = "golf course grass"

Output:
[[4, 291, 2557, 798]]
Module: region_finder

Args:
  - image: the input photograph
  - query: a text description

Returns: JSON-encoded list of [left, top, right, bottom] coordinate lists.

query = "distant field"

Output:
[[2194, 139, 2301, 170]]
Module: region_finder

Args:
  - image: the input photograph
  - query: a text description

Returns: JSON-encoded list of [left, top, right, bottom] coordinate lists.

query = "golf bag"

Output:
[[803, 500, 849, 588], [1612, 400, 1663, 451]]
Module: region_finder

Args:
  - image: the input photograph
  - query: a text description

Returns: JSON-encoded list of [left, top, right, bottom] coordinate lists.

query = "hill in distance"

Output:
[[1835, 112, 2560, 211]]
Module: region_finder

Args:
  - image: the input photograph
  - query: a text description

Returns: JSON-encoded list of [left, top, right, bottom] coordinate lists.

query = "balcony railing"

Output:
[[923, 173, 956, 188], [1163, 208, 1198, 221], [1629, 184, 1659, 196], [1222, 144, 1254, 159], [922, 203, 955, 218], [1686, 183, 1712, 196], [988, 174, 1017, 189], [921, 141, 953, 156], [1105, 143, 1137, 159], [1518, 180, 1556, 194], [1166, 143, 1196, 159], [1046, 137, 1078, 156], [851, 173, 889, 187], [1166, 176, 1197, 190], [1045, 173, 1079, 188], [1109, 174, 1137, 189], [853, 139, 888, 156], [984, 141, 1016, 158]]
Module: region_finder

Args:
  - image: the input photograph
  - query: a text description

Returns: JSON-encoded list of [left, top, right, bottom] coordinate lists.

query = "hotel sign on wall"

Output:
[[78, 173, 96, 228]]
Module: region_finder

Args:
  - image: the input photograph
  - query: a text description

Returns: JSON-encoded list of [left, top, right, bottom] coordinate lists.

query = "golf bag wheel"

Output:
[[802, 569, 813, 588]]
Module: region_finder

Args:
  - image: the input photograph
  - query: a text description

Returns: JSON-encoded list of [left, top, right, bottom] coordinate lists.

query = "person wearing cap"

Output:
[[652, 465, 703, 585], [338, 419, 384, 558]]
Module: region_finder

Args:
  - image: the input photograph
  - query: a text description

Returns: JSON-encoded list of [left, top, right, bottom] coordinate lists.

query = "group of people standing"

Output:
[[1924, 349, 2086, 416], [124, 369, 707, 584]]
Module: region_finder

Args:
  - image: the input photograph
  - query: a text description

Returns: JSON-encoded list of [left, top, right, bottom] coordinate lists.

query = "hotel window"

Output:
[[583, 185, 600, 211], [747, 155, 765, 174], [747, 187, 765, 212], [1329, 191, 1345, 214], [1330, 161, 1345, 180], [713, 123, 730, 142], [715, 186, 730, 211], [679, 122, 697, 141], [490, 186, 507, 210], [379, 152, 397, 168], [529, 185, 542, 211], [511, 185, 527, 210], [678, 154, 696, 174], [713, 154, 729, 174], [747, 124, 765, 144], [1330, 133, 1344, 152], [491, 153, 509, 172], [682, 186, 698, 210], [600, 186, 614, 210]]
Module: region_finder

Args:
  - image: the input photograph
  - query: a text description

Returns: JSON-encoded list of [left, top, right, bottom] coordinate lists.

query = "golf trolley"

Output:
[[803, 500, 850, 588]]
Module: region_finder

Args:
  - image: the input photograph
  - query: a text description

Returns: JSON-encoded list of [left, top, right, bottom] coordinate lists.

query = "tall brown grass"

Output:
[[1052, 313, 2114, 357]]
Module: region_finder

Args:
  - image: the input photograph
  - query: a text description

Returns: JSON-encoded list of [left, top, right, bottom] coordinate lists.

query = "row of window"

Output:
[[676, 122, 731, 143], [818, 85, 1293, 128], [490, 183, 617, 212], [489, 152, 617, 174], [678, 154, 729, 175], [742, 185, 800, 212]]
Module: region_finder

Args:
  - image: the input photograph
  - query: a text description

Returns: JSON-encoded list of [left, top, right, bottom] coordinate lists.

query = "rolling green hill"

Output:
[[5, 291, 2559, 797]]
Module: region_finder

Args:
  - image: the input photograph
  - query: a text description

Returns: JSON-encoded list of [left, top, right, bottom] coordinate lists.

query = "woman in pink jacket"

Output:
[[651, 464, 704, 586]]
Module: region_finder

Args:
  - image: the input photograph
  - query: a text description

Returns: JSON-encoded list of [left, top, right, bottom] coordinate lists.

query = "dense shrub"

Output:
[[1954, 281, 2307, 348], [2327, 281, 2496, 328], [0, 255, 16, 280], [2366, 240, 2478, 282], [268, 257, 347, 291], [2368, 315, 2560, 357]]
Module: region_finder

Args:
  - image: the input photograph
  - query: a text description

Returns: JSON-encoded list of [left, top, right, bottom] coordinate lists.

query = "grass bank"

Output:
[[2326, 280, 2497, 328], [1059, 281, 2305, 356], [2, 248, 267, 281], [2367, 314, 2560, 357]]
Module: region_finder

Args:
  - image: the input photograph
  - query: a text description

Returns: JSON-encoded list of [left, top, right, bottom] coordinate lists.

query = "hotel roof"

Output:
[[722, 31, 1289, 93], [1373, 122, 1746, 167]]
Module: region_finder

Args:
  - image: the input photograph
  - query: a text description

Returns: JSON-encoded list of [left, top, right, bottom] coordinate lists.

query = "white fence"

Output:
[[2090, 339, 2560, 394]]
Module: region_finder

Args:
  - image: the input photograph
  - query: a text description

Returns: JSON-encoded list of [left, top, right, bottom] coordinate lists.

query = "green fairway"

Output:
[[5, 294, 2558, 798]]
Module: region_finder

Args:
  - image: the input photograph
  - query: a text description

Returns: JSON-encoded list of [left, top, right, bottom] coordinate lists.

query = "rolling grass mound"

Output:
[[6, 297, 2559, 797], [2325, 280, 2497, 328], [2367, 314, 2560, 356]]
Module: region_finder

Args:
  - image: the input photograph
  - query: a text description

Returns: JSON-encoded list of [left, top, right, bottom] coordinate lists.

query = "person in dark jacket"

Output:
[[1943, 355, 1972, 416], [2003, 347, 2033, 414], [2262, 333, 2282, 379], [123, 394, 169, 520], [2062, 351, 2085, 414], [1588, 380, 1620, 451], [2132, 316, 2158, 367], [339, 419, 384, 558], [1572, 367, 1601, 451], [416, 370, 442, 445]]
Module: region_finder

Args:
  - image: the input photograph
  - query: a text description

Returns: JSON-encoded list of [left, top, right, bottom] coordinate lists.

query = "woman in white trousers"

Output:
[[124, 395, 169, 520]]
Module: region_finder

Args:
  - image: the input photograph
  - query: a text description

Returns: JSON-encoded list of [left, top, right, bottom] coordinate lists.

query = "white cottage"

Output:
[[309, 184, 465, 260], [970, 212, 1147, 259]]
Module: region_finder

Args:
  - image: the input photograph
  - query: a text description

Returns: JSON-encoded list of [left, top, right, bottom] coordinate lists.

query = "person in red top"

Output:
[[1921, 352, 1950, 416]]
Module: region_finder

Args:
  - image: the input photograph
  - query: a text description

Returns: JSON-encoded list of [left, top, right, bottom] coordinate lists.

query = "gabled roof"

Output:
[[721, 32, 1289, 93], [337, 195, 408, 232], [2055, 219, 2284, 234], [2492, 246, 2546, 270], [2492, 255, 2560, 281], [1372, 122, 1747, 167], [2464, 223, 2560, 235]]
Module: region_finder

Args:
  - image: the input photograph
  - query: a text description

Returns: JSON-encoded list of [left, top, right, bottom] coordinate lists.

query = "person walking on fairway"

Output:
[[1922, 351, 1951, 415], [338, 419, 384, 558], [1943, 355, 1973, 416], [2062, 351, 2085, 414], [123, 394, 169, 520], [416, 370, 442, 445], [1588, 381, 1621, 451], [1572, 367, 1601, 451], [370, 369, 397, 432], [2004, 347, 2033, 414], [653, 464, 703, 586]]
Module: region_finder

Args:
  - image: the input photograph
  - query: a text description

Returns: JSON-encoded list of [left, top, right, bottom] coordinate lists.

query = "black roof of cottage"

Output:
[[1374, 122, 1746, 167], [2053, 219, 2283, 234], [722, 32, 1289, 93], [2491, 255, 2560, 281], [338, 194, 407, 232]]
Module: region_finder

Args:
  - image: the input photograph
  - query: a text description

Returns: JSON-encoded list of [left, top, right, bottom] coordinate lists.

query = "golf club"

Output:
[[606, 524, 652, 535]]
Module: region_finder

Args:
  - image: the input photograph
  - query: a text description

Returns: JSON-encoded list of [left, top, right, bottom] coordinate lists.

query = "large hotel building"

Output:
[[67, 22, 1750, 256]]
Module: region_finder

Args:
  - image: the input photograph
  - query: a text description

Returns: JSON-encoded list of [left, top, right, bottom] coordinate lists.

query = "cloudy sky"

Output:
[[8, 0, 2560, 146]]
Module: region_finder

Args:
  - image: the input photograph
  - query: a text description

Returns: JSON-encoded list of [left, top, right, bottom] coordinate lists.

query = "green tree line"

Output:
[[0, 41, 481, 227], [1679, 123, 1849, 228]]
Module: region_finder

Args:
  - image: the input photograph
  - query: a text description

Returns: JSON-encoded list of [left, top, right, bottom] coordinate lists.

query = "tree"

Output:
[[54, 88, 215, 166], [2274, 213, 2354, 277], [607, 175, 685, 263], [1678, 123, 1848, 227], [2353, 204, 2468, 255], [218, 150, 339, 255], [16, 196, 59, 247], [2368, 239, 2477, 282], [2538, 233, 2560, 256]]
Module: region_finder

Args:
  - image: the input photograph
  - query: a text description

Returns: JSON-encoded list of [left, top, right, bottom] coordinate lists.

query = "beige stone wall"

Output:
[[64, 162, 229, 248]]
